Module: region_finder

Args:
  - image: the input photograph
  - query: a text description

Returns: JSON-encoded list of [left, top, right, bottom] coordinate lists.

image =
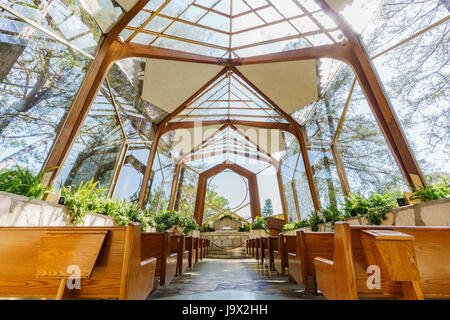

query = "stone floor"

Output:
[[148, 258, 324, 300]]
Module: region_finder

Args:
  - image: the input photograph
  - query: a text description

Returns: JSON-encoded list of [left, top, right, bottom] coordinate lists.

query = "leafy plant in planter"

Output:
[[61, 178, 104, 224], [199, 224, 215, 232], [0, 166, 53, 200], [282, 219, 310, 232], [182, 215, 199, 235], [250, 216, 267, 230], [320, 202, 345, 227], [282, 223, 296, 232], [410, 176, 450, 202], [365, 192, 397, 225], [343, 193, 371, 218], [308, 211, 323, 232], [239, 224, 250, 232], [153, 210, 198, 234], [61, 178, 151, 230], [96, 199, 151, 231]]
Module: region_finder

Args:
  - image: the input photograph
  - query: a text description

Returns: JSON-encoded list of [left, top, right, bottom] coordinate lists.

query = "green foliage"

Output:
[[319, 202, 345, 226], [365, 192, 397, 225], [342, 192, 397, 226], [153, 210, 198, 234], [410, 176, 450, 202], [282, 219, 310, 232], [61, 178, 151, 230], [250, 216, 267, 230], [308, 211, 324, 232], [262, 198, 273, 217], [0, 166, 52, 200], [61, 178, 104, 225], [199, 224, 215, 232], [219, 214, 234, 221], [343, 193, 371, 217], [239, 224, 250, 232]]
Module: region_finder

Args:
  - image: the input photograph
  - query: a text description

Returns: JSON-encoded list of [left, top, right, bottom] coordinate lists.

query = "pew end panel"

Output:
[[0, 223, 156, 300]]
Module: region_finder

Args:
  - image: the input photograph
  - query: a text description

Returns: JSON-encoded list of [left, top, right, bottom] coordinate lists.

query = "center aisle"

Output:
[[148, 258, 323, 300]]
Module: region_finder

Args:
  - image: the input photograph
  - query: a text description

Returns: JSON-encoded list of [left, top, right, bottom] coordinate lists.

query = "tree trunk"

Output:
[[0, 136, 53, 169], [174, 166, 185, 211]]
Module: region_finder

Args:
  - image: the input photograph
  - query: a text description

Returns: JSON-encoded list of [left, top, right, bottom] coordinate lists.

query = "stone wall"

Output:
[[213, 217, 241, 231], [0, 191, 115, 227], [283, 197, 450, 235], [201, 231, 250, 248]]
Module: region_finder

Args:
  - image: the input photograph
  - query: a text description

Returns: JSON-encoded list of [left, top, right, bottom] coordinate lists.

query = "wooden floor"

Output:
[[148, 258, 323, 300]]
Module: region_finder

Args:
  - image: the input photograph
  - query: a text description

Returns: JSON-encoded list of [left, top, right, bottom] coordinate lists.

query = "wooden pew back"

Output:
[[185, 236, 195, 268], [273, 234, 295, 275], [265, 236, 278, 269], [288, 230, 334, 295], [0, 224, 156, 299], [172, 234, 189, 276], [141, 231, 178, 286], [315, 223, 450, 299]]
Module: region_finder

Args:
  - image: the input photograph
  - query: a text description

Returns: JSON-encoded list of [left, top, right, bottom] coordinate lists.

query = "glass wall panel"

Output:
[[338, 82, 407, 195], [177, 166, 199, 218], [256, 166, 282, 217], [2, 0, 104, 55], [309, 147, 345, 208], [282, 179, 297, 223], [0, 9, 90, 172], [360, 0, 449, 57], [114, 143, 150, 202], [281, 132, 315, 220], [372, 22, 449, 182], [57, 83, 123, 189]]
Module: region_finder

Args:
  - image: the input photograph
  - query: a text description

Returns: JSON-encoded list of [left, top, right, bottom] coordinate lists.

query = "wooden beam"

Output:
[[330, 143, 350, 198], [163, 119, 293, 134], [168, 163, 181, 210], [234, 43, 349, 65], [41, 0, 152, 186]]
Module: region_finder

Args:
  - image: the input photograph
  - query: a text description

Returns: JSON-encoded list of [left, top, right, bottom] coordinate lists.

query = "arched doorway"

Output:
[[193, 160, 261, 226]]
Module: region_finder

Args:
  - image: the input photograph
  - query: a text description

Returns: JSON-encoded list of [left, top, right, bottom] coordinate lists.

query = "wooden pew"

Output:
[[273, 234, 296, 275], [255, 238, 260, 260], [205, 239, 210, 257], [172, 234, 189, 276], [260, 237, 268, 264], [141, 231, 178, 286], [250, 239, 255, 257], [287, 230, 334, 295], [246, 239, 250, 255], [264, 236, 278, 270], [202, 238, 207, 259], [194, 237, 200, 264], [314, 222, 450, 300], [198, 238, 204, 261], [0, 223, 156, 300], [185, 236, 196, 269]]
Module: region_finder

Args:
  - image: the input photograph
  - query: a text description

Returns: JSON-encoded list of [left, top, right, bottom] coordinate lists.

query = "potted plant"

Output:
[[153, 210, 198, 235]]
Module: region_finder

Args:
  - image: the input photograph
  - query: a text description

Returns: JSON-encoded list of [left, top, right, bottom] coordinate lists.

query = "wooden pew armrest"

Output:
[[314, 257, 334, 272], [141, 257, 157, 267], [314, 257, 337, 299], [314, 257, 333, 265]]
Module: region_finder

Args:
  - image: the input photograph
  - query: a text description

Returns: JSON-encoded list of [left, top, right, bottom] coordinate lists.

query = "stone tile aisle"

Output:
[[148, 258, 323, 300]]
